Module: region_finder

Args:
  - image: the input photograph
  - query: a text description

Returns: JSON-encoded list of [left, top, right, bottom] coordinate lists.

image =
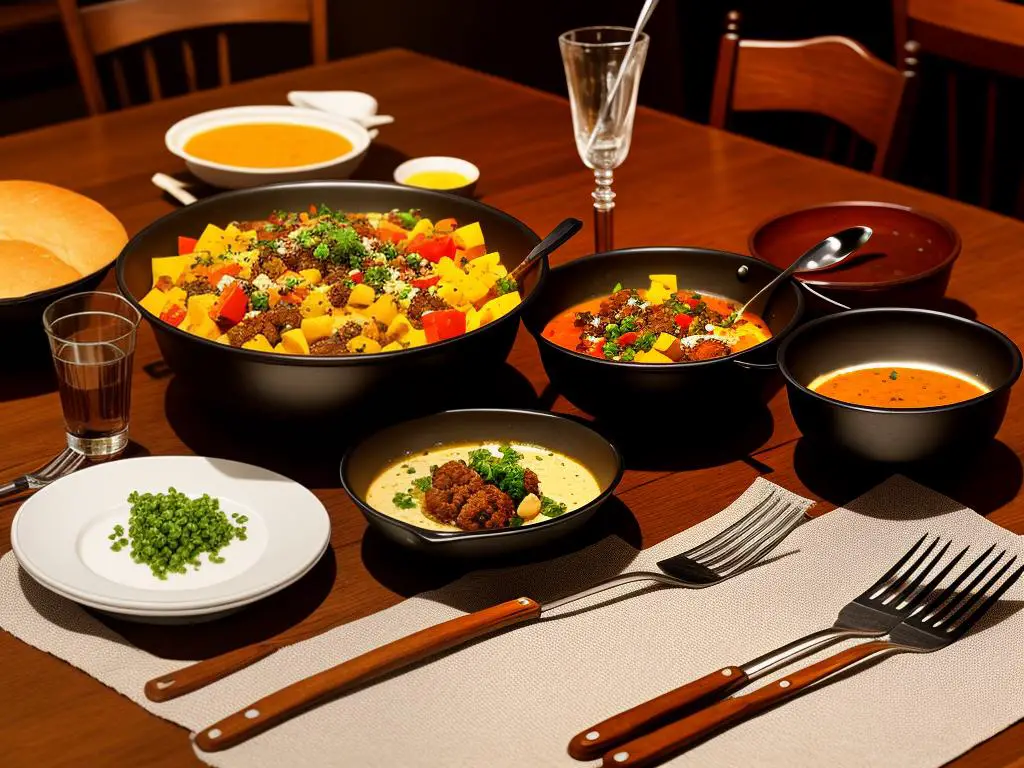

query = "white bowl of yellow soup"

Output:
[[394, 156, 479, 197], [165, 106, 371, 189]]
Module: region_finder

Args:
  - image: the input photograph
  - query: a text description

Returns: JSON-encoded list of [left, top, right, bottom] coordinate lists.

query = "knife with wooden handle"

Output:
[[193, 597, 541, 752]]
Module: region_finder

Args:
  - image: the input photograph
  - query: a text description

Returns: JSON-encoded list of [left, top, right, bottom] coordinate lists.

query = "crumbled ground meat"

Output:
[[282, 248, 319, 272], [328, 283, 351, 308], [524, 469, 540, 497], [258, 256, 287, 280], [337, 321, 363, 345], [688, 339, 731, 361], [406, 293, 450, 328], [600, 289, 638, 317], [262, 305, 302, 332], [183, 278, 214, 298], [323, 268, 350, 285], [361, 320, 388, 343], [644, 305, 678, 335], [425, 478, 484, 524], [309, 338, 348, 356], [456, 485, 515, 531]]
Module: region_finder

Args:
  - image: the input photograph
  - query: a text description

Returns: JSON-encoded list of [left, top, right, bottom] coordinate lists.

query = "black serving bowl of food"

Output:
[[340, 408, 623, 557], [521, 247, 804, 419], [115, 181, 541, 416], [779, 308, 1022, 463]]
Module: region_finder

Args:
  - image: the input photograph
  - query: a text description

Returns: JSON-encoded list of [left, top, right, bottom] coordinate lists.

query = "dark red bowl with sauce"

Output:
[[749, 202, 961, 311]]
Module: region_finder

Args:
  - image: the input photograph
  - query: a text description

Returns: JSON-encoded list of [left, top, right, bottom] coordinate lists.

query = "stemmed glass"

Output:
[[560, 26, 649, 253]]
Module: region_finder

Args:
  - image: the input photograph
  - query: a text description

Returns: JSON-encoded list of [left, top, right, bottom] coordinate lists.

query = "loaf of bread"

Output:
[[0, 180, 127, 299]]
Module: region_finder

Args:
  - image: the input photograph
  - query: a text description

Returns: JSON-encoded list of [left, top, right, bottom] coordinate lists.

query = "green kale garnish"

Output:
[[618, 316, 639, 333], [313, 242, 330, 261], [392, 492, 416, 510], [379, 242, 401, 261], [495, 276, 518, 296], [603, 341, 621, 359], [404, 252, 422, 270], [468, 444, 528, 502], [508, 516, 524, 528], [635, 331, 657, 351], [363, 265, 392, 290], [620, 348, 636, 362], [540, 496, 568, 518], [412, 477, 432, 493]]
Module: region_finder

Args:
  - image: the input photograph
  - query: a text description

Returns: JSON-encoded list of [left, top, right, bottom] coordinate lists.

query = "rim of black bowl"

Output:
[[114, 180, 543, 366], [528, 246, 805, 369], [0, 262, 114, 307], [777, 307, 1023, 415], [748, 201, 962, 290], [338, 408, 625, 543]]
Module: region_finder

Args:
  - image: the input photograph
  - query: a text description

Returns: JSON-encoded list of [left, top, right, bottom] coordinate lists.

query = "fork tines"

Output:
[[861, 534, 969, 612], [912, 544, 1024, 638], [678, 490, 806, 577]]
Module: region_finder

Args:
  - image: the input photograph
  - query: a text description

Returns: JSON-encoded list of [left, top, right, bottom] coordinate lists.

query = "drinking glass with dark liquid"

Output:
[[43, 292, 140, 458]]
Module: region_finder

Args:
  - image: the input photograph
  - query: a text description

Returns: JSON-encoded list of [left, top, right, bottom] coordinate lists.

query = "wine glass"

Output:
[[560, 26, 650, 252]]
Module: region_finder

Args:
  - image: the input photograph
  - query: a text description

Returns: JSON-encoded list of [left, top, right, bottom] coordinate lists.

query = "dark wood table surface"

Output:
[[2, 49, 1023, 768]]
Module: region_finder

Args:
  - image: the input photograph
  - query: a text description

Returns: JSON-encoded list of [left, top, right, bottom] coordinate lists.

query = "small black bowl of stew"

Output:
[[779, 308, 1022, 463]]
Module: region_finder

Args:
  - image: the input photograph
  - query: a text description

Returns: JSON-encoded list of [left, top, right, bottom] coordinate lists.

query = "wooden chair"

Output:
[[710, 11, 915, 176], [893, 0, 1024, 211], [57, 0, 328, 114]]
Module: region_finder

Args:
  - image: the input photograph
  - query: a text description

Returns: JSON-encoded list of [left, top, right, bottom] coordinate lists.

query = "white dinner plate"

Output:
[[12, 456, 331, 612]]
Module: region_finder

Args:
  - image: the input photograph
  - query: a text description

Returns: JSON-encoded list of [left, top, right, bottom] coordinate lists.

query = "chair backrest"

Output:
[[893, 0, 1024, 211], [710, 11, 914, 176], [57, 0, 328, 114]]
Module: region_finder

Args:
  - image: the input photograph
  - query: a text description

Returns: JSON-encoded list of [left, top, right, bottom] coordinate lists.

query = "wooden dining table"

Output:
[[2, 48, 1023, 767]]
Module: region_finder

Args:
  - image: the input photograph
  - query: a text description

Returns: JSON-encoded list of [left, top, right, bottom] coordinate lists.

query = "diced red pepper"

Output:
[[207, 262, 241, 287], [675, 313, 698, 334], [411, 275, 441, 290], [590, 338, 607, 358], [159, 304, 187, 327], [412, 235, 457, 263], [210, 282, 248, 326], [421, 309, 467, 343], [617, 331, 638, 347], [178, 236, 198, 255], [434, 217, 458, 234], [685, 298, 700, 309], [349, 271, 364, 284]]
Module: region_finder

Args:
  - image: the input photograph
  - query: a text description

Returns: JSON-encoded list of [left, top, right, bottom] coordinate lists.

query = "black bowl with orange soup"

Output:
[[779, 308, 1022, 463]]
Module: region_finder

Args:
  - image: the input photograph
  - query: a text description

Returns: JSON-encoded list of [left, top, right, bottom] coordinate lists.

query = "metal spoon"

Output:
[[737, 226, 872, 318]]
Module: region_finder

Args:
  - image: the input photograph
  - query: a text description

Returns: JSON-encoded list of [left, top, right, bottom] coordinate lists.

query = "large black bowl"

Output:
[[340, 408, 624, 557], [115, 181, 541, 415], [779, 308, 1022, 463], [521, 247, 804, 418]]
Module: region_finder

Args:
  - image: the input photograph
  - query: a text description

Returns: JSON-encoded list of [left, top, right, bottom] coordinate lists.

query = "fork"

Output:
[[569, 533, 966, 759], [188, 489, 808, 751], [601, 542, 1024, 768], [0, 448, 86, 500]]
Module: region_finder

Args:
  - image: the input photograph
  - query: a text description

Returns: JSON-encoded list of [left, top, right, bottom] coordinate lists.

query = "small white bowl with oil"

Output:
[[393, 156, 479, 197]]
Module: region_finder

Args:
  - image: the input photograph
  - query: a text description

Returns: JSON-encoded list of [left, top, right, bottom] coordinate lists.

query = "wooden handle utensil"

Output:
[[600, 641, 892, 768], [146, 643, 279, 702], [567, 666, 748, 760], [193, 597, 542, 752]]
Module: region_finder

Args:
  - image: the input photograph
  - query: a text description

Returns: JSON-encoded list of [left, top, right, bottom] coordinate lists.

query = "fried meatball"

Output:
[[226, 319, 260, 347], [328, 282, 352, 308], [183, 278, 214, 298], [406, 292, 450, 328], [262, 305, 302, 332], [424, 461, 484, 524], [524, 468, 540, 497], [309, 338, 349, 356], [432, 461, 481, 490], [689, 339, 731, 361], [456, 485, 515, 531]]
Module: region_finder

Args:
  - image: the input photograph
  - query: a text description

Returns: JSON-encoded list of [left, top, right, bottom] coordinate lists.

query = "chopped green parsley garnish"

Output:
[[363, 265, 391, 290], [635, 331, 657, 351], [404, 253, 422, 269], [412, 476, 432, 493], [392, 492, 417, 509], [603, 341, 621, 359], [495, 276, 518, 296], [620, 348, 636, 362], [395, 210, 418, 229], [469, 444, 529, 502], [890, 370, 899, 380], [612, 281, 623, 292], [508, 516, 524, 528], [250, 291, 270, 312], [283, 276, 303, 290], [540, 496, 568, 518], [313, 242, 330, 260]]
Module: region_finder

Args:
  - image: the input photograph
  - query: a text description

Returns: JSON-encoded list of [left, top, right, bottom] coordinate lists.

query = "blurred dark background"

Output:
[[2, 0, 1020, 216]]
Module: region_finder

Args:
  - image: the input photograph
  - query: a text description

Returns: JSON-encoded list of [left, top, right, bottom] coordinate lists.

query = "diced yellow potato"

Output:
[[299, 268, 322, 285], [281, 328, 310, 355], [301, 315, 334, 343], [405, 218, 434, 243], [195, 224, 227, 256], [465, 308, 483, 332], [186, 293, 217, 326], [239, 229, 257, 245], [635, 349, 674, 364], [405, 328, 428, 348], [151, 255, 194, 286], [475, 271, 498, 289], [139, 288, 166, 316], [653, 332, 683, 361], [367, 295, 399, 325], [459, 276, 489, 304], [386, 314, 413, 339], [646, 284, 670, 305], [300, 292, 330, 318], [381, 341, 403, 352], [242, 334, 274, 352], [347, 335, 382, 354], [437, 282, 466, 306], [467, 251, 501, 270], [649, 274, 678, 292], [273, 342, 287, 354], [215, 334, 230, 345], [163, 287, 187, 309], [479, 291, 521, 321], [331, 306, 350, 318], [347, 283, 375, 307], [435, 256, 462, 280], [453, 222, 484, 250], [236, 251, 259, 280], [492, 264, 508, 278], [188, 315, 219, 340]]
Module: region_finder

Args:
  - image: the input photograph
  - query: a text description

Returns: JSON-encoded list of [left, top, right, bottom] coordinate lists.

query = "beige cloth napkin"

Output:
[[2, 476, 1023, 768]]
